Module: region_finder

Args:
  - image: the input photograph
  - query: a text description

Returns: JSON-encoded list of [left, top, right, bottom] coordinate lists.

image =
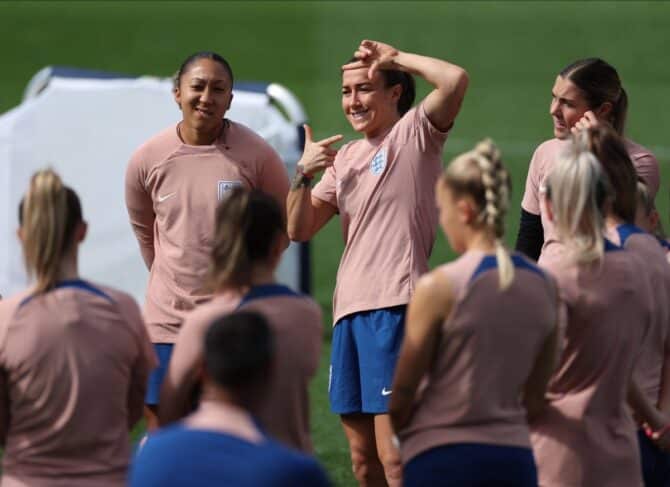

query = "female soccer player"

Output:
[[159, 187, 322, 453], [389, 140, 559, 487], [531, 142, 665, 486], [125, 51, 289, 429], [0, 169, 155, 486], [131, 311, 330, 487], [516, 57, 660, 260], [286, 39, 468, 486], [577, 125, 670, 486]]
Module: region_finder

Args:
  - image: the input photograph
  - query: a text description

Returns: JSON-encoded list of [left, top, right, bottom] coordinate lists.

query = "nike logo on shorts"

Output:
[[158, 192, 176, 202], [381, 387, 392, 396]]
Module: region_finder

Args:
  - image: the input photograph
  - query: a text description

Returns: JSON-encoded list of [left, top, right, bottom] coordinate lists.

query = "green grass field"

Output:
[[1, 2, 669, 485]]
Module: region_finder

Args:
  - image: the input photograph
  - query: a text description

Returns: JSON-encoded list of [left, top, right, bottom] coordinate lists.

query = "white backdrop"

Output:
[[0, 68, 308, 302]]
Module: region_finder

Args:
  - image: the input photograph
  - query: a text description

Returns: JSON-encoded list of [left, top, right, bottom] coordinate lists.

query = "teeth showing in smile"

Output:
[[351, 109, 368, 119]]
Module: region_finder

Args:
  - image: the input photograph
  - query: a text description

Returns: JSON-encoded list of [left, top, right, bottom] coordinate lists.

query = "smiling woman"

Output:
[[124, 51, 290, 432], [286, 39, 469, 486]]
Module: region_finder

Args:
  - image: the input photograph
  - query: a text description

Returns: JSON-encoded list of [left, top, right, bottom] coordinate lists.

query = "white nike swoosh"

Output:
[[158, 192, 176, 202], [381, 388, 392, 396]]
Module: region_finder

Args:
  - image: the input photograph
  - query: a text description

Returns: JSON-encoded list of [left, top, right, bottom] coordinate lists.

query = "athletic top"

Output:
[[125, 121, 289, 343], [0, 280, 156, 487], [398, 250, 557, 464], [606, 223, 670, 408], [129, 406, 330, 487], [532, 241, 653, 487], [521, 137, 660, 258], [168, 284, 322, 452], [312, 102, 449, 324]]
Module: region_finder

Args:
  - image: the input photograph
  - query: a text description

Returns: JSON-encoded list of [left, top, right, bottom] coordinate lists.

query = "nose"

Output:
[[549, 98, 559, 117], [350, 89, 361, 106], [200, 86, 213, 103]]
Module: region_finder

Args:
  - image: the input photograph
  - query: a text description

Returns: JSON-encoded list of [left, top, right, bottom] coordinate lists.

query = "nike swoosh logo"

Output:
[[381, 388, 392, 396], [158, 192, 176, 202]]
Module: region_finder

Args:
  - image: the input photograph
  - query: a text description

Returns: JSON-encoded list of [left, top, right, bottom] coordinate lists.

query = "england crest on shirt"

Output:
[[369, 148, 387, 176], [217, 180, 244, 201]]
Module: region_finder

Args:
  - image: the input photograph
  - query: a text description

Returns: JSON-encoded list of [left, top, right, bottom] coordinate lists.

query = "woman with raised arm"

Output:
[[531, 141, 666, 486], [159, 188, 322, 453], [515, 58, 659, 261], [125, 51, 289, 430], [0, 169, 155, 486], [287, 39, 468, 486], [390, 140, 559, 487]]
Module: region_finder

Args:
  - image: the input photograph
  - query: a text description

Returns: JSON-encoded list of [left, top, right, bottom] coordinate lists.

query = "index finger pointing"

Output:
[[318, 134, 344, 147]]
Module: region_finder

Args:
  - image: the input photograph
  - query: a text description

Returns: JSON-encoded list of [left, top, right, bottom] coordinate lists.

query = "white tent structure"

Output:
[[0, 66, 310, 302]]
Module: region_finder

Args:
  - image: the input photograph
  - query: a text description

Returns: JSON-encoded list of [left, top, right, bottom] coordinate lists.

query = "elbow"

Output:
[[454, 68, 469, 97], [287, 224, 312, 243]]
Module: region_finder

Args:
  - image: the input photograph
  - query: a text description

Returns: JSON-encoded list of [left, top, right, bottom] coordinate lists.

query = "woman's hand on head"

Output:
[[342, 40, 400, 80], [570, 110, 600, 135], [297, 124, 343, 177]]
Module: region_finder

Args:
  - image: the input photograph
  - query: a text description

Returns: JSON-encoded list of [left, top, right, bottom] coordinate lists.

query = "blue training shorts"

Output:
[[404, 443, 537, 487], [145, 343, 174, 406], [329, 305, 406, 414]]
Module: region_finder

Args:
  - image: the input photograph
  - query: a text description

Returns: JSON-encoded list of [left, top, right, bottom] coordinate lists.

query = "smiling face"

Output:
[[341, 67, 401, 139], [549, 75, 591, 139], [174, 58, 233, 133]]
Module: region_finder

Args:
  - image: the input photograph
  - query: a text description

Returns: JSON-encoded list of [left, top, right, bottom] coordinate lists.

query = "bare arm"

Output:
[[0, 368, 8, 445], [286, 124, 341, 242], [344, 40, 469, 131], [523, 291, 562, 423], [389, 271, 453, 432]]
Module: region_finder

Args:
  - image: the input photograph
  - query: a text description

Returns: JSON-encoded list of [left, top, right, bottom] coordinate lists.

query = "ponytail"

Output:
[[19, 169, 82, 293], [209, 188, 285, 291], [442, 139, 514, 290]]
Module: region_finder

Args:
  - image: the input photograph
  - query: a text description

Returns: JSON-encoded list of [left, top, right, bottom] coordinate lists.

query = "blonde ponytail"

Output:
[[442, 139, 514, 290], [20, 169, 82, 293]]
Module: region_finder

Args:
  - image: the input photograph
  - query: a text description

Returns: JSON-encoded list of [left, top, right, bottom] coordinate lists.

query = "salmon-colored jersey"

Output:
[[606, 224, 670, 409], [312, 102, 449, 324], [0, 280, 156, 487], [168, 284, 322, 452], [521, 138, 660, 257], [533, 242, 653, 487], [398, 251, 557, 464], [125, 121, 289, 343]]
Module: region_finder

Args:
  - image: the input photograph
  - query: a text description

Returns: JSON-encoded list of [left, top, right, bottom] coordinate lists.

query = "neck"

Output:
[[57, 251, 79, 282], [605, 214, 625, 228], [364, 115, 401, 141], [249, 265, 276, 286], [463, 230, 498, 254], [179, 120, 224, 145]]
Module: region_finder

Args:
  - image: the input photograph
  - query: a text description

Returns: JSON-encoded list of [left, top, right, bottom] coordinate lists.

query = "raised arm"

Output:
[[286, 124, 341, 242], [343, 40, 469, 132], [389, 271, 453, 431]]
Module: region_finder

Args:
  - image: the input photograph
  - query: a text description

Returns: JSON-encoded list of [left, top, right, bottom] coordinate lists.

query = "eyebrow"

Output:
[[190, 77, 228, 85], [551, 91, 577, 103], [342, 82, 374, 90]]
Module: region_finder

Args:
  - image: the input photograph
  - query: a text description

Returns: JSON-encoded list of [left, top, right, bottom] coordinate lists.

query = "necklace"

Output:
[[177, 119, 228, 147]]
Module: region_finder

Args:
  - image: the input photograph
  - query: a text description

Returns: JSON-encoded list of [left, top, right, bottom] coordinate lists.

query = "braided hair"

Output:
[[441, 139, 514, 290]]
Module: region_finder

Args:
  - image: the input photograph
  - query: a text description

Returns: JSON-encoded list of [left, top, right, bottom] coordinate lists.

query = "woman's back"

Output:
[[0, 280, 154, 486], [400, 250, 557, 463], [534, 244, 653, 486]]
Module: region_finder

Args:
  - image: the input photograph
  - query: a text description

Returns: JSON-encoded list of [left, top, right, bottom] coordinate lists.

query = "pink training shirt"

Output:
[[521, 137, 660, 255], [125, 121, 289, 343], [312, 102, 449, 324], [533, 243, 653, 487], [0, 280, 156, 487], [398, 251, 557, 464], [606, 224, 670, 410], [167, 285, 322, 452]]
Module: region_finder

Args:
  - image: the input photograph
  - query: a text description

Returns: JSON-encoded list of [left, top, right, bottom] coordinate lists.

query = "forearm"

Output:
[[393, 51, 468, 95], [515, 209, 544, 261], [657, 350, 670, 412], [287, 182, 317, 242]]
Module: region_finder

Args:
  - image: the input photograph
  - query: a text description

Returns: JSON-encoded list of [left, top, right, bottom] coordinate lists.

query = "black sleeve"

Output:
[[515, 209, 544, 261]]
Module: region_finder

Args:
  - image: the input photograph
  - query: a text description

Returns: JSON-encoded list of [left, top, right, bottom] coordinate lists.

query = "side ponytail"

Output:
[[19, 169, 82, 293]]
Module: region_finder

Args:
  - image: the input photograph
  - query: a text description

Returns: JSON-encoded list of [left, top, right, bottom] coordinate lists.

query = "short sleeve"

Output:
[[312, 166, 338, 209]]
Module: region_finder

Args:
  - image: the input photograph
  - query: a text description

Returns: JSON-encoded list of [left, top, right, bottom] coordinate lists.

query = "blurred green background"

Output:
[[1, 2, 668, 485]]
